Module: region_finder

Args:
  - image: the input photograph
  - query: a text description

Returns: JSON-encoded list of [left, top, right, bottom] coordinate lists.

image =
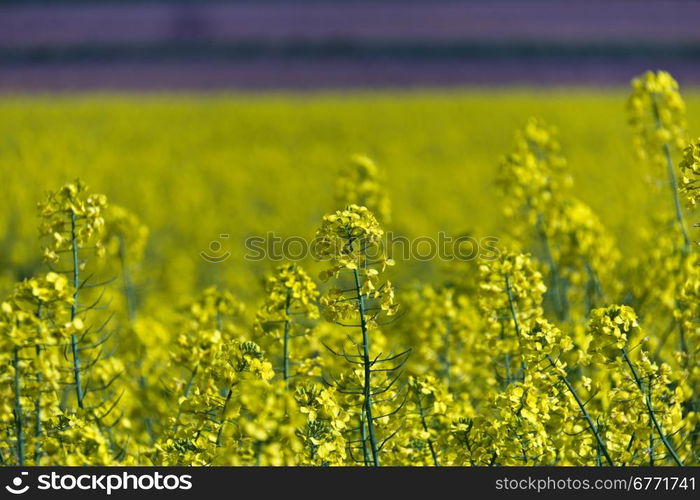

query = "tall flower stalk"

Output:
[[628, 70, 690, 252], [255, 263, 320, 390], [587, 306, 685, 465], [316, 205, 405, 466], [103, 205, 149, 322], [38, 180, 107, 410]]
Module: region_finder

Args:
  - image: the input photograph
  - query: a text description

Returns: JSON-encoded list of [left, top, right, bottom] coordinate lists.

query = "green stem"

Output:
[[546, 355, 614, 466], [70, 210, 84, 409], [584, 259, 604, 313], [183, 367, 197, 398], [504, 275, 522, 338], [172, 366, 198, 432], [664, 142, 690, 252], [34, 303, 43, 465], [440, 318, 452, 387], [359, 407, 370, 466], [34, 345, 42, 465], [536, 215, 567, 321], [504, 274, 526, 380], [283, 288, 291, 390], [416, 395, 439, 466], [254, 441, 262, 466], [649, 377, 655, 466], [676, 305, 689, 359], [118, 236, 136, 322], [621, 349, 683, 465], [13, 347, 25, 465], [651, 95, 690, 252], [138, 375, 156, 444], [216, 387, 233, 447], [353, 268, 380, 467], [499, 322, 512, 387], [524, 142, 567, 319]]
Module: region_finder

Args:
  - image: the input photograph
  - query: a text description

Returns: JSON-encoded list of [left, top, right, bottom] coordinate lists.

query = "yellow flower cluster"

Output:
[[336, 154, 392, 223], [398, 285, 479, 392], [479, 251, 546, 333], [255, 263, 320, 384], [317, 205, 397, 323], [586, 305, 639, 361], [497, 117, 620, 325], [628, 70, 687, 166], [255, 263, 319, 334], [38, 180, 107, 263], [679, 139, 700, 208], [294, 384, 348, 465], [497, 117, 570, 222], [103, 204, 149, 263]]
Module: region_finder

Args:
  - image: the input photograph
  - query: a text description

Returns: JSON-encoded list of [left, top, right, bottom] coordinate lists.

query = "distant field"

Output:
[[2, 89, 698, 297]]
